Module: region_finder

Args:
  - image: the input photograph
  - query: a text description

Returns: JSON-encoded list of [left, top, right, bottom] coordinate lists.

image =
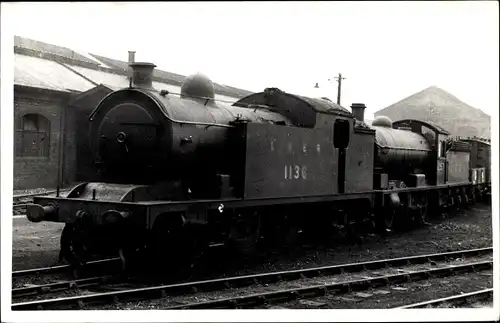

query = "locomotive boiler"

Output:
[[371, 116, 433, 184], [90, 62, 292, 198]]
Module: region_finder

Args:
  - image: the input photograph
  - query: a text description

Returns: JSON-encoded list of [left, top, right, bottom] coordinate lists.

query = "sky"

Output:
[[2, 1, 499, 120]]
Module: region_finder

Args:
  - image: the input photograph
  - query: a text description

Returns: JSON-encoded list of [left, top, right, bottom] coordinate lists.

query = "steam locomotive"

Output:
[[26, 62, 491, 271]]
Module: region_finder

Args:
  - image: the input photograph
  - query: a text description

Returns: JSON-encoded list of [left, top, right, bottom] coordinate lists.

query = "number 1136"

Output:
[[284, 165, 307, 180]]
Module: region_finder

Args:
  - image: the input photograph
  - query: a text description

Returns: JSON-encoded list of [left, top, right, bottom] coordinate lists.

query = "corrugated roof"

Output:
[[67, 65, 134, 89], [15, 36, 98, 66], [13, 35, 253, 100], [14, 54, 95, 92], [88, 53, 252, 98], [72, 50, 113, 69], [67, 64, 238, 102], [89, 53, 188, 84]]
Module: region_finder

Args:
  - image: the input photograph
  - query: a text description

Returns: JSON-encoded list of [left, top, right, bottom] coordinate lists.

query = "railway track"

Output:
[[11, 247, 492, 310], [12, 258, 122, 296], [397, 288, 494, 309], [12, 258, 121, 280]]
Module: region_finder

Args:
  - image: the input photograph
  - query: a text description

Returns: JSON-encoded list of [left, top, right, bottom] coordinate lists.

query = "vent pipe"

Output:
[[129, 62, 156, 89], [350, 103, 366, 122]]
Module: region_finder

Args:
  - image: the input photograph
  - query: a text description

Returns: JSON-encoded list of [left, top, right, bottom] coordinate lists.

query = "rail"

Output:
[[396, 289, 494, 309], [164, 261, 492, 309], [11, 247, 492, 310], [12, 258, 120, 278]]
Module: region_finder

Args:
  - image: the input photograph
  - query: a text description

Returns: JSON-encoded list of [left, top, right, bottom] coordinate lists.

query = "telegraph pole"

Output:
[[334, 73, 346, 106], [315, 73, 346, 105]]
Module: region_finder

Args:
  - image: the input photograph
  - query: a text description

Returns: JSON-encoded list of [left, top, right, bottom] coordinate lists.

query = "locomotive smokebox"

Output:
[[130, 62, 156, 89], [351, 103, 366, 122]]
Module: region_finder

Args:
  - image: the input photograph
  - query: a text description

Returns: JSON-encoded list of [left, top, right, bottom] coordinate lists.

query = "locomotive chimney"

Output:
[[127, 51, 136, 84], [351, 103, 366, 122], [128, 51, 136, 64], [129, 62, 156, 89]]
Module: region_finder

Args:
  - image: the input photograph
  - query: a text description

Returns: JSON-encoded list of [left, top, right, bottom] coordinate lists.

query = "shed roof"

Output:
[[14, 35, 253, 99], [14, 54, 95, 92], [66, 64, 238, 103], [14, 36, 98, 66], [89, 53, 253, 98]]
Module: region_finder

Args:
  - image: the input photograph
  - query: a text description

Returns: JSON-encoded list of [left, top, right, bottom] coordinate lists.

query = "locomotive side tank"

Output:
[[371, 116, 433, 179], [89, 63, 292, 189]]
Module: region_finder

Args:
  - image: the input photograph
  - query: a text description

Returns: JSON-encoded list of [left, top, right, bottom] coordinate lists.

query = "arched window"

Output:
[[15, 114, 50, 158]]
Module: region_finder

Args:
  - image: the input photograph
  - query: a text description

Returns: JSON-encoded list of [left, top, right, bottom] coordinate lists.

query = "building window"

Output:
[[16, 114, 50, 158]]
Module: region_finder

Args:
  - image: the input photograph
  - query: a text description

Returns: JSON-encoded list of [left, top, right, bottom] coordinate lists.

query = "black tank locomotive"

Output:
[[26, 62, 492, 270]]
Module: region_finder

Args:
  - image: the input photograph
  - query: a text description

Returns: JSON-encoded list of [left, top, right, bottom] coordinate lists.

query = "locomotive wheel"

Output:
[[454, 193, 466, 214], [448, 196, 457, 216], [415, 205, 430, 226], [118, 244, 149, 275], [384, 209, 395, 231], [60, 223, 90, 268], [227, 210, 261, 258], [151, 217, 208, 279], [335, 210, 357, 240], [278, 215, 301, 248], [484, 191, 491, 204], [456, 195, 464, 211], [118, 248, 130, 273], [440, 203, 449, 219], [474, 190, 481, 203], [379, 207, 395, 233], [476, 189, 483, 203], [470, 191, 477, 204]]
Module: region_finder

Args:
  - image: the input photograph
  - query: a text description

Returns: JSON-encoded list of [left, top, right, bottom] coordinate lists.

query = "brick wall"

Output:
[[13, 84, 115, 190], [14, 85, 71, 189]]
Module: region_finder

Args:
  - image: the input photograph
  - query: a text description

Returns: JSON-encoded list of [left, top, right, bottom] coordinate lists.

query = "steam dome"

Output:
[[372, 116, 393, 128], [180, 73, 215, 100]]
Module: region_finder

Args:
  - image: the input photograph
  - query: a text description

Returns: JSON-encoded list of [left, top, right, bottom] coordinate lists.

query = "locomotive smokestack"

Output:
[[129, 62, 156, 89], [128, 51, 136, 86], [128, 51, 136, 64], [351, 103, 366, 122]]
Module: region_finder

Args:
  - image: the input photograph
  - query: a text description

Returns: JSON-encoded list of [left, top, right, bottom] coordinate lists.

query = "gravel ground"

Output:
[[14, 250, 492, 306], [268, 270, 493, 309], [203, 203, 493, 280], [12, 217, 65, 271], [85, 250, 492, 310], [12, 203, 491, 277], [10, 202, 492, 311]]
